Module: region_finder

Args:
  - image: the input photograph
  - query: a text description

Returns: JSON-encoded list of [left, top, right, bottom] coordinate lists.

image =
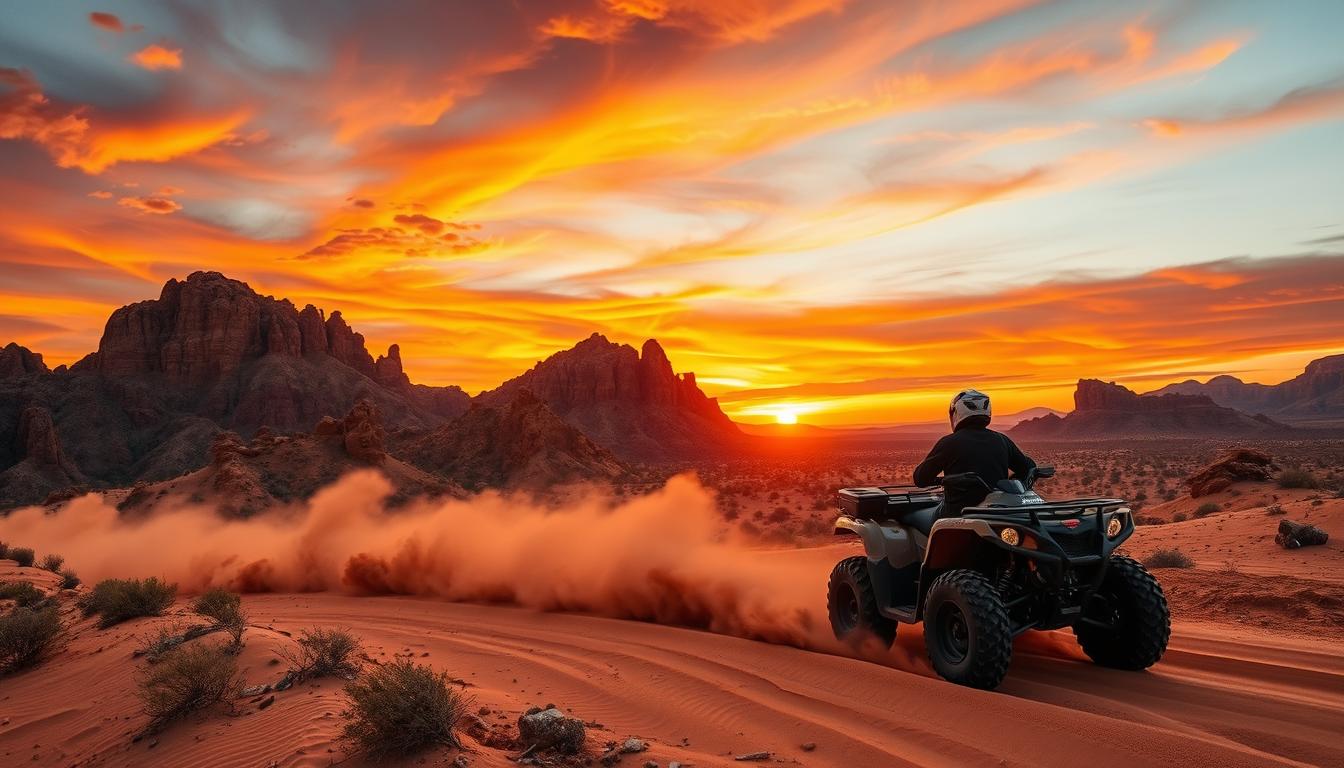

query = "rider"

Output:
[[913, 389, 1036, 515]]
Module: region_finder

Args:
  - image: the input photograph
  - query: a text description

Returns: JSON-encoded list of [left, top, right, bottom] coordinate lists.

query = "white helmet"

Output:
[[949, 389, 991, 430]]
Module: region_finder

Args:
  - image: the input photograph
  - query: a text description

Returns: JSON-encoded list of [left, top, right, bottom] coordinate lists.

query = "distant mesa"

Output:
[[1013, 378, 1294, 438], [1146, 354, 1344, 427]]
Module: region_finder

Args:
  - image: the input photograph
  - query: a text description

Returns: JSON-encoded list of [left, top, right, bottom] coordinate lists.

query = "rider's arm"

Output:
[[913, 436, 952, 487], [1004, 434, 1036, 478]]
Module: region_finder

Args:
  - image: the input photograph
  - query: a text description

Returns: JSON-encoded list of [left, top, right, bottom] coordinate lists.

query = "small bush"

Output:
[[0, 606, 61, 673], [9, 548, 35, 567], [1265, 503, 1286, 516], [83, 578, 177, 628], [39, 554, 64, 572], [1276, 468, 1320, 489], [1171, 512, 1188, 523], [283, 627, 362, 680], [1144, 548, 1195, 569], [0, 582, 46, 608], [59, 570, 81, 589], [341, 659, 468, 758], [1193, 502, 1222, 518], [137, 641, 241, 726], [192, 588, 246, 645]]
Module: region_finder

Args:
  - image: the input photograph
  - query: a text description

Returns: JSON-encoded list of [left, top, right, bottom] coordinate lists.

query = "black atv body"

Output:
[[827, 467, 1170, 689]]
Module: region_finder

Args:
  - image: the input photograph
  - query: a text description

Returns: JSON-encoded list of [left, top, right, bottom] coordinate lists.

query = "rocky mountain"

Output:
[[0, 272, 470, 508], [0, 272, 744, 510], [476, 333, 743, 459], [399, 389, 626, 490], [1013, 379, 1292, 439], [1147, 354, 1344, 426]]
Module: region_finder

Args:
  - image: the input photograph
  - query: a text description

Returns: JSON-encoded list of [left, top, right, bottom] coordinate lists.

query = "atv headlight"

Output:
[[999, 527, 1021, 546], [1106, 515, 1124, 538]]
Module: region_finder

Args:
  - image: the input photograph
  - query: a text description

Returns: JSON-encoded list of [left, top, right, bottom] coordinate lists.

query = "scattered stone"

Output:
[[621, 738, 648, 754], [801, 742, 817, 751], [478, 706, 491, 716], [643, 761, 658, 768], [239, 685, 267, 697], [734, 752, 770, 761], [452, 756, 468, 768], [258, 695, 276, 710], [517, 706, 586, 755], [1275, 519, 1329, 549]]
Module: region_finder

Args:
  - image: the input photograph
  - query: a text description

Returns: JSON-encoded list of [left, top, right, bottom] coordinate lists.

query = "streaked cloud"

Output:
[[0, 0, 1341, 425]]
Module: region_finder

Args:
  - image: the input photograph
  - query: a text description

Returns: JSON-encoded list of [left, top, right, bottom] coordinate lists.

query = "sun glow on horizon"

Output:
[[775, 410, 798, 425]]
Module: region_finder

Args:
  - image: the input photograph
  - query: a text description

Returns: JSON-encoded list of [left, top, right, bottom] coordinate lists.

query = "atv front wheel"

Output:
[[922, 569, 1012, 689], [827, 556, 896, 648], [1074, 555, 1170, 670]]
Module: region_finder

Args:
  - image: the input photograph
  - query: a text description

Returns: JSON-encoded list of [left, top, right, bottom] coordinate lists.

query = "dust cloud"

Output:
[[3, 471, 906, 658]]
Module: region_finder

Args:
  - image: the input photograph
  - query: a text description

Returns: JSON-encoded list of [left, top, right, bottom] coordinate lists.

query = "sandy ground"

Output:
[[3, 539, 1343, 768]]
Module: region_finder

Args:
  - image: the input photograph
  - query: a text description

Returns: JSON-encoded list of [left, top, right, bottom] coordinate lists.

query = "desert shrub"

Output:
[[341, 659, 467, 758], [1276, 468, 1320, 489], [1193, 502, 1222, 518], [59, 570, 80, 589], [9, 548, 35, 567], [39, 554, 64, 572], [283, 627, 362, 680], [0, 581, 46, 608], [0, 606, 61, 673], [1265, 503, 1286, 516], [1144, 549, 1195, 569], [137, 641, 241, 726], [1171, 512, 1188, 523], [193, 588, 246, 645], [0, 542, 7, 559], [83, 578, 177, 628]]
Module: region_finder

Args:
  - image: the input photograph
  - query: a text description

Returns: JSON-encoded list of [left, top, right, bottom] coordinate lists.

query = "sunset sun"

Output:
[[775, 410, 798, 425]]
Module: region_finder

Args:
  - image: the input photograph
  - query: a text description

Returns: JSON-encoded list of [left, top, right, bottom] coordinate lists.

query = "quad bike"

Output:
[[826, 467, 1170, 689]]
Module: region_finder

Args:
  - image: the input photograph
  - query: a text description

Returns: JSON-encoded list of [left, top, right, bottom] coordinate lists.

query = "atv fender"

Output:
[[834, 516, 921, 569], [922, 518, 998, 571]]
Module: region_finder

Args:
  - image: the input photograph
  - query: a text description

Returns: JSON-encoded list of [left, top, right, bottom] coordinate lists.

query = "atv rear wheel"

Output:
[[827, 556, 896, 648], [922, 569, 1012, 689], [1074, 555, 1170, 670]]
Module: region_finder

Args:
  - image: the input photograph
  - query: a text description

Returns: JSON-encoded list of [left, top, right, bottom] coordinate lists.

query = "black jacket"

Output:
[[912, 424, 1036, 490]]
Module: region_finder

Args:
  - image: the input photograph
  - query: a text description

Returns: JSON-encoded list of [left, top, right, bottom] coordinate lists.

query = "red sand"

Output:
[[2, 476, 1341, 766], [1, 588, 1341, 768]]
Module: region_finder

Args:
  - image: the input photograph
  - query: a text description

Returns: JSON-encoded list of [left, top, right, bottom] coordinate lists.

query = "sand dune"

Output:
[[1, 589, 1341, 768]]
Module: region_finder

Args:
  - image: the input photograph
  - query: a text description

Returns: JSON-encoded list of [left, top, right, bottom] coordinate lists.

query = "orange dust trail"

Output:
[[1, 471, 934, 671]]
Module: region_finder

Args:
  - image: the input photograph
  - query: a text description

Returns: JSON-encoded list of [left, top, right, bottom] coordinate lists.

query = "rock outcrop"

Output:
[[1275, 519, 1329, 549], [401, 389, 625, 490], [476, 333, 742, 459], [1186, 449, 1279, 497], [1147, 354, 1344, 426], [0, 272, 472, 509], [0, 405, 85, 508], [1013, 380, 1292, 439], [119, 401, 460, 517], [0, 343, 48, 379]]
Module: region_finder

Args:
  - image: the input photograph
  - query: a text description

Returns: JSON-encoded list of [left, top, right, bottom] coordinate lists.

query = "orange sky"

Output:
[[1, 1, 1342, 425]]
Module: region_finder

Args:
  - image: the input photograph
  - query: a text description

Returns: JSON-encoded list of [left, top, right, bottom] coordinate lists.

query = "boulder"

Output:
[[1187, 449, 1278, 497], [1275, 519, 1329, 549], [517, 706, 586, 754]]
